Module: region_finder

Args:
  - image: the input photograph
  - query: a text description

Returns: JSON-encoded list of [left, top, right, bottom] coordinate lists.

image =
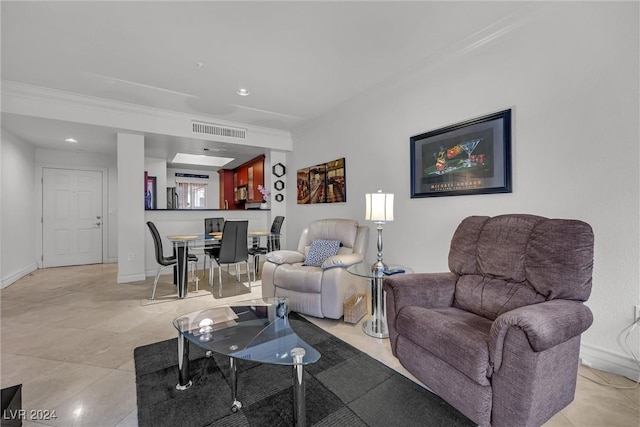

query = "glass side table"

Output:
[[347, 263, 413, 338], [173, 297, 319, 426]]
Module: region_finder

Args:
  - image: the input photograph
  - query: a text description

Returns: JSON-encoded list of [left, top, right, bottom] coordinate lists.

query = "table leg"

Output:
[[176, 318, 192, 390], [173, 247, 178, 284], [362, 274, 388, 338], [229, 357, 242, 413], [291, 347, 306, 427], [175, 243, 189, 298]]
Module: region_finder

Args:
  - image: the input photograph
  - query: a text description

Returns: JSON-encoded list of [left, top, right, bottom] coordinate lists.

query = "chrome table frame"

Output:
[[167, 234, 203, 298], [173, 298, 319, 427], [347, 263, 413, 339]]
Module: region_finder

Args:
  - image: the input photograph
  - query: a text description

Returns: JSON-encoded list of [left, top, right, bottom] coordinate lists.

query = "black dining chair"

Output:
[[249, 215, 285, 275], [203, 217, 224, 274], [204, 217, 225, 235], [147, 221, 198, 300], [208, 220, 253, 292]]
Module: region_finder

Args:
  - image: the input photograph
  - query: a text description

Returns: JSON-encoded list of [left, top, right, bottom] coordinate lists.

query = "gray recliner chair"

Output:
[[384, 214, 594, 427], [261, 218, 369, 319]]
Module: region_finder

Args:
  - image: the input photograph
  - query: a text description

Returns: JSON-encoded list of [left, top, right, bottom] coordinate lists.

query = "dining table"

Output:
[[166, 234, 208, 298], [166, 230, 279, 298]]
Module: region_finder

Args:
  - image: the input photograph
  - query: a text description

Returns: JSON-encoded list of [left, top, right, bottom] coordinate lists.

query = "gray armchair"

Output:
[[261, 218, 369, 319], [384, 214, 594, 427]]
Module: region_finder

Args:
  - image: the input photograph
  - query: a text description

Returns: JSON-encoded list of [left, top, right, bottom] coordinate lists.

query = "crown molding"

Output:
[[1, 81, 293, 150]]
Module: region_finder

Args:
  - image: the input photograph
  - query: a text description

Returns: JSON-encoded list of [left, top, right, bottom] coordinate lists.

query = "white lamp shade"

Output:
[[365, 192, 394, 222]]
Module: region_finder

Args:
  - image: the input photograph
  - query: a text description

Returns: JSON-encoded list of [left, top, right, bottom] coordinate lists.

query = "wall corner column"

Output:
[[267, 150, 287, 241], [117, 133, 146, 283]]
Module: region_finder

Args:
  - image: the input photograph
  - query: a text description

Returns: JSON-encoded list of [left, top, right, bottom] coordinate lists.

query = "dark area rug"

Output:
[[134, 313, 474, 427]]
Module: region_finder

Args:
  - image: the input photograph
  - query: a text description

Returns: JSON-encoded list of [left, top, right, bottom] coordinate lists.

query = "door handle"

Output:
[[95, 222, 102, 226]]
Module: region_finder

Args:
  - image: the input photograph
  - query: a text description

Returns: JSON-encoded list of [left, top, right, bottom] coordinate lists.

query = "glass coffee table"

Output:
[[347, 263, 413, 339], [173, 297, 319, 426]]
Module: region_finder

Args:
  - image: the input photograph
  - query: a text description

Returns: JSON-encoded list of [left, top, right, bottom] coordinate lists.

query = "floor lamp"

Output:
[[364, 190, 394, 338]]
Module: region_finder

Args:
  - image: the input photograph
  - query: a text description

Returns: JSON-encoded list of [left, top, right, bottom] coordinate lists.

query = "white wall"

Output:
[[1, 129, 37, 287], [288, 2, 639, 379]]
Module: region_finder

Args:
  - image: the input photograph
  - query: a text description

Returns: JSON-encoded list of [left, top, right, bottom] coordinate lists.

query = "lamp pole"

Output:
[[372, 220, 386, 274], [364, 191, 393, 338]]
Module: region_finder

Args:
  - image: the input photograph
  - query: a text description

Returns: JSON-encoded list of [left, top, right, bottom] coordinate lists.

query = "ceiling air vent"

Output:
[[192, 121, 247, 139]]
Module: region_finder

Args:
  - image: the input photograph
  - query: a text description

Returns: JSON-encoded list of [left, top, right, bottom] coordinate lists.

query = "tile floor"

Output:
[[1, 264, 638, 426]]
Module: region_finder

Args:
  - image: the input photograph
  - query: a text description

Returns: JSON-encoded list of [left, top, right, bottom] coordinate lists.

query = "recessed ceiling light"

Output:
[[237, 88, 250, 96], [65, 138, 78, 143], [172, 153, 235, 167]]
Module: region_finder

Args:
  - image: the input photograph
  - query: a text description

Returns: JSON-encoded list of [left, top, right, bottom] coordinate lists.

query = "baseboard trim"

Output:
[[0, 263, 38, 289], [117, 273, 146, 283], [580, 343, 640, 381]]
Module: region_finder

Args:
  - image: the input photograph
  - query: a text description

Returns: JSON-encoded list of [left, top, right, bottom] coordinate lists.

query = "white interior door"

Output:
[[43, 168, 103, 267]]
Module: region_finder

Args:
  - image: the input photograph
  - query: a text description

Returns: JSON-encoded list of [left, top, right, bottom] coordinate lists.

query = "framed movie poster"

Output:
[[410, 109, 512, 198]]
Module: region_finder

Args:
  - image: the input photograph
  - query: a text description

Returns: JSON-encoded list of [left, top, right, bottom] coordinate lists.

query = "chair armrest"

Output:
[[383, 272, 457, 356], [321, 253, 363, 270], [489, 300, 593, 371], [265, 250, 306, 265], [383, 272, 458, 311]]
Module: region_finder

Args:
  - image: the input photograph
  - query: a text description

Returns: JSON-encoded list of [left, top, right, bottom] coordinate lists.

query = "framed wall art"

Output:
[[309, 163, 327, 204], [297, 157, 346, 204], [269, 163, 286, 202], [144, 174, 157, 210], [272, 163, 286, 177], [297, 167, 310, 204], [410, 109, 512, 198]]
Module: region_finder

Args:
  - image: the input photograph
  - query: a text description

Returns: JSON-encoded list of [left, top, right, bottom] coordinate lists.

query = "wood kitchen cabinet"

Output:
[[219, 155, 265, 209], [236, 167, 248, 186], [218, 169, 235, 210], [248, 159, 264, 202]]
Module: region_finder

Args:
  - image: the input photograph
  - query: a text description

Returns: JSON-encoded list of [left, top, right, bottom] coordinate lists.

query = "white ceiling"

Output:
[[1, 1, 526, 167]]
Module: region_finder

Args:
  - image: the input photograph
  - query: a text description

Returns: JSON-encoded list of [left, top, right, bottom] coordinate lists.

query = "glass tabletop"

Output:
[[173, 297, 320, 366], [166, 232, 280, 242], [347, 263, 414, 278], [167, 233, 210, 242]]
